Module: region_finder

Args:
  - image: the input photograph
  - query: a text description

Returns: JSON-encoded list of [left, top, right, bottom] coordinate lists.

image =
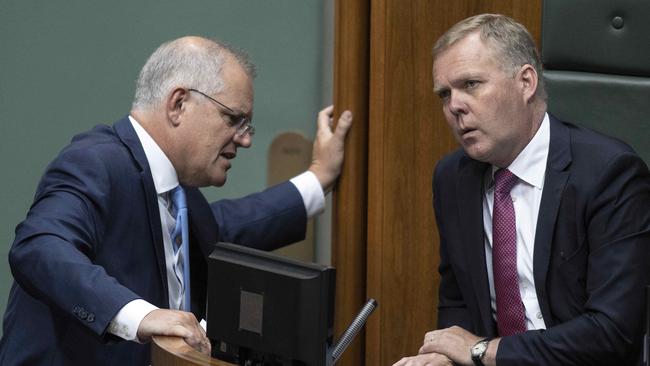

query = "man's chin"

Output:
[[189, 174, 226, 188], [210, 174, 227, 187], [462, 140, 491, 160]]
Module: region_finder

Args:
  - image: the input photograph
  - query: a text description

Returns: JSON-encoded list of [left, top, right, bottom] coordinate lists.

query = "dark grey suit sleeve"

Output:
[[210, 181, 307, 251], [9, 147, 141, 338]]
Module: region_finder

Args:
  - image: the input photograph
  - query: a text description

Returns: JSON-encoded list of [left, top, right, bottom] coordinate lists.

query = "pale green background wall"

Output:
[[0, 0, 329, 335]]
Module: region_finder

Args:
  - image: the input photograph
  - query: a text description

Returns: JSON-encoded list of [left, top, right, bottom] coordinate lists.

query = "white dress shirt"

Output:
[[107, 115, 325, 341], [482, 113, 550, 331]]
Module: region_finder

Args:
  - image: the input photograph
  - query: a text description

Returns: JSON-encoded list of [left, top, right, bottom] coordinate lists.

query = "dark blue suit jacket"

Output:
[[433, 115, 650, 365], [0, 117, 307, 365]]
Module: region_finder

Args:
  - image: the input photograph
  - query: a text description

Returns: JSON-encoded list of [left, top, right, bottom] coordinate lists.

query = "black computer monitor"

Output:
[[207, 242, 335, 366]]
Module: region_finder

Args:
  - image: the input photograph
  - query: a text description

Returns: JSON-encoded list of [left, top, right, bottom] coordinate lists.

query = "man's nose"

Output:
[[447, 91, 468, 117], [233, 132, 252, 148]]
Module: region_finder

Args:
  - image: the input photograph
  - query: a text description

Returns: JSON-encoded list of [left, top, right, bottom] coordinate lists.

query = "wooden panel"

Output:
[[331, 0, 370, 365], [332, 0, 370, 366], [366, 2, 448, 364], [151, 336, 235, 366], [365, 2, 542, 365]]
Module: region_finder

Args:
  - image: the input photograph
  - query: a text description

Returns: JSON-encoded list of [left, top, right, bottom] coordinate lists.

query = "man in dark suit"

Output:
[[393, 14, 650, 366], [0, 36, 352, 365]]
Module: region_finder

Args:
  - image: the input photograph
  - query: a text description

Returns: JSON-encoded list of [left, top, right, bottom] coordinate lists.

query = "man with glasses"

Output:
[[0, 36, 353, 366]]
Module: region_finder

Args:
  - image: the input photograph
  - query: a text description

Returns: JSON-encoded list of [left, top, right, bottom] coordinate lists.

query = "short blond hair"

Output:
[[433, 14, 546, 100]]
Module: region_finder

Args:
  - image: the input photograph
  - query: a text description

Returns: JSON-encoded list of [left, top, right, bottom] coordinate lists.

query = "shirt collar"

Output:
[[487, 112, 550, 190], [129, 115, 178, 194]]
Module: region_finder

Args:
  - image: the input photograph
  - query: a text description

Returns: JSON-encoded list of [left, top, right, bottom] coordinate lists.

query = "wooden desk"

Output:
[[151, 336, 236, 366]]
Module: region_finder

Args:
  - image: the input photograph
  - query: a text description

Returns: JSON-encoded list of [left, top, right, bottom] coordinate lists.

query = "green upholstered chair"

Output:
[[542, 0, 650, 163]]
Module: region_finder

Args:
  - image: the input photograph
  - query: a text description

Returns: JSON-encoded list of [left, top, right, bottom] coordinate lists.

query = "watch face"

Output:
[[471, 341, 488, 357]]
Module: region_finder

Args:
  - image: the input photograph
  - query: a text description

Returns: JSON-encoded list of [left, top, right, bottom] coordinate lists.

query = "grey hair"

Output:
[[132, 37, 256, 111], [433, 14, 547, 101]]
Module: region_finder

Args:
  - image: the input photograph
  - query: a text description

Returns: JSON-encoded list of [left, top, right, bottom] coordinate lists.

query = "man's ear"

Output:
[[167, 88, 188, 126], [518, 64, 538, 104], [517, 64, 539, 104]]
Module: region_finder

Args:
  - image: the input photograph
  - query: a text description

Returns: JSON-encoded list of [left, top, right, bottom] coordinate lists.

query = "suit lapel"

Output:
[[113, 116, 169, 305], [185, 187, 220, 317], [456, 156, 495, 334], [533, 115, 572, 323], [185, 187, 219, 257]]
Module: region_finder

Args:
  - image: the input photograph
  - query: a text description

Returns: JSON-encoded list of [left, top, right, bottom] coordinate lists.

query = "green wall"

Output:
[[0, 0, 326, 334]]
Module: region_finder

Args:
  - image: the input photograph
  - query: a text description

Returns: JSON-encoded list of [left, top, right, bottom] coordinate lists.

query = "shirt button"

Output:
[[536, 312, 543, 319]]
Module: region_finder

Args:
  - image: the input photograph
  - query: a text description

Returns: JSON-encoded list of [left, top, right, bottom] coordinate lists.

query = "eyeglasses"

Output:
[[188, 88, 255, 137]]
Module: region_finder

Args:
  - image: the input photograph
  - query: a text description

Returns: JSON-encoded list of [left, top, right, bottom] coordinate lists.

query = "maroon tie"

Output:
[[492, 168, 527, 336]]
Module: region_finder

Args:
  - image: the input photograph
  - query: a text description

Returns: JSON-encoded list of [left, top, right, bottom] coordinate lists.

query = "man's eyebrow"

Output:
[[433, 84, 447, 94], [454, 72, 482, 83], [225, 108, 251, 119], [433, 72, 483, 93]]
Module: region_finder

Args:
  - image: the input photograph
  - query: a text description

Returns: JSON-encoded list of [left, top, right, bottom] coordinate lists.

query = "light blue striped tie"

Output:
[[170, 185, 191, 311]]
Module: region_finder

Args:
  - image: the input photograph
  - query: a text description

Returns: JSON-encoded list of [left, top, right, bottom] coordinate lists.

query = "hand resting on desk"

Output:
[[137, 309, 211, 355]]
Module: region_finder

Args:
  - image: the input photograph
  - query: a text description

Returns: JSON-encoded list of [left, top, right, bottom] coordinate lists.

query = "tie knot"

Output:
[[170, 185, 187, 211], [494, 169, 518, 194]]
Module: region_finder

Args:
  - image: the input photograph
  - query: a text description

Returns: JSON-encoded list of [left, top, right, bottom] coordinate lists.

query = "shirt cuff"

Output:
[[290, 171, 325, 218], [107, 299, 159, 342]]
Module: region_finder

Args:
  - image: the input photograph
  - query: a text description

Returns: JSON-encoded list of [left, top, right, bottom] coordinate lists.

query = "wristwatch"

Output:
[[470, 337, 492, 366]]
